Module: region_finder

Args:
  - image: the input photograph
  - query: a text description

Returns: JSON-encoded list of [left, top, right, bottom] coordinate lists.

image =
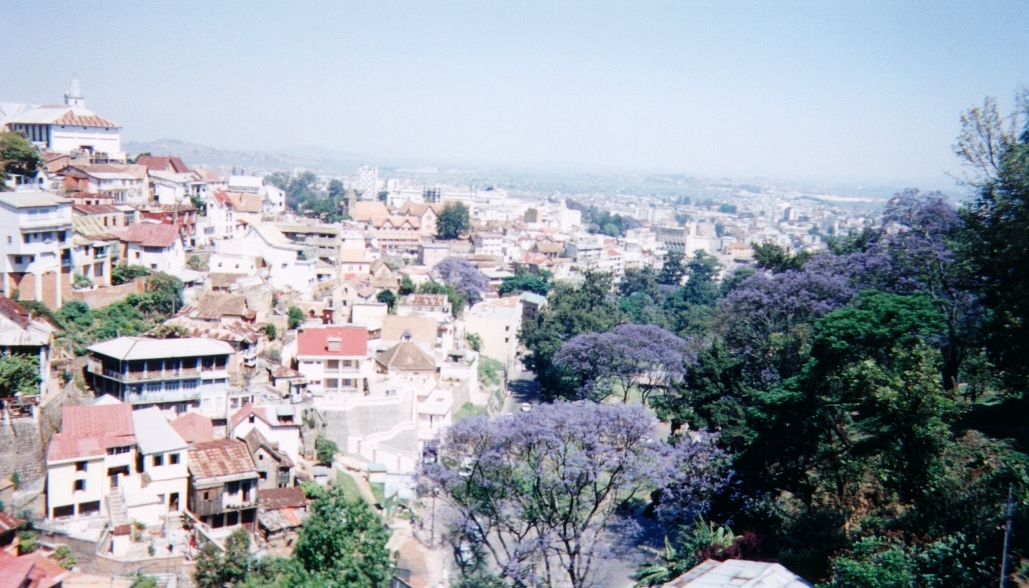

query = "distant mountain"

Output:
[[123, 139, 367, 173]]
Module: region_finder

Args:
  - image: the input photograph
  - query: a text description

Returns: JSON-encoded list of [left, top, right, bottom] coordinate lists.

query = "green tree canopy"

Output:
[[0, 131, 43, 187], [436, 202, 470, 240]]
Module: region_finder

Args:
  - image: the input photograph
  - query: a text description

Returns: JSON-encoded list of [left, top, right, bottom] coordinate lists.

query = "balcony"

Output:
[[92, 365, 206, 382], [123, 388, 201, 405]]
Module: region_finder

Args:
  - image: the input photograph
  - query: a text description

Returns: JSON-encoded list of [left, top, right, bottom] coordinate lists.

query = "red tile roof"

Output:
[[135, 155, 190, 173], [51, 108, 119, 129], [257, 487, 308, 510], [296, 326, 368, 357], [0, 512, 23, 533], [46, 434, 105, 462], [230, 404, 271, 429], [0, 296, 31, 328], [188, 439, 257, 479], [170, 412, 214, 444], [115, 222, 181, 248], [61, 403, 134, 438]]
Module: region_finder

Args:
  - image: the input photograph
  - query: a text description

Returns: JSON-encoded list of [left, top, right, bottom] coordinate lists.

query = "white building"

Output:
[[291, 326, 371, 397], [0, 191, 73, 308], [216, 224, 316, 295], [115, 222, 186, 274], [229, 404, 302, 465], [353, 166, 379, 200], [464, 296, 522, 372], [1, 76, 125, 161]]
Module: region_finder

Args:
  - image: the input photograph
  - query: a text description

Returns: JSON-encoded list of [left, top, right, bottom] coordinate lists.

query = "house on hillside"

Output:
[[0, 191, 73, 309], [187, 439, 259, 532], [229, 404, 302, 465], [291, 326, 371, 398], [113, 222, 185, 274], [0, 296, 53, 398]]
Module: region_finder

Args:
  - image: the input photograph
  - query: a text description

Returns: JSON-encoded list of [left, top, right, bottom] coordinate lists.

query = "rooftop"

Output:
[[170, 412, 215, 445], [188, 439, 257, 479], [113, 222, 180, 248], [132, 407, 188, 455], [0, 191, 71, 209], [663, 559, 812, 588], [376, 341, 436, 372], [296, 326, 369, 357], [257, 486, 308, 511], [87, 336, 234, 360]]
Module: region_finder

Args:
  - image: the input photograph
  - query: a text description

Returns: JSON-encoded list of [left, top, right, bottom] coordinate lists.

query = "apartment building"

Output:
[[0, 191, 73, 308], [293, 326, 370, 397], [86, 337, 235, 418]]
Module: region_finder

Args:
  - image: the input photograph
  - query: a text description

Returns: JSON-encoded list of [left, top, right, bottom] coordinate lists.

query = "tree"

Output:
[[186, 254, 208, 271], [288, 306, 304, 330], [620, 267, 663, 301], [315, 434, 339, 466], [376, 289, 397, 313], [498, 268, 551, 297], [418, 280, 467, 315], [553, 324, 690, 404], [263, 323, 277, 340], [751, 242, 812, 273], [110, 264, 150, 285], [0, 131, 43, 188], [437, 202, 470, 240], [420, 402, 695, 588], [520, 271, 623, 399], [0, 353, 41, 398], [193, 528, 253, 588], [465, 332, 482, 352], [432, 257, 490, 307], [399, 275, 416, 296], [658, 251, 686, 285], [291, 486, 394, 587], [142, 272, 184, 315], [954, 96, 1029, 389]]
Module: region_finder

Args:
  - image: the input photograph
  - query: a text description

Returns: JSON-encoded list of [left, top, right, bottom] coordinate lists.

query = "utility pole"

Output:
[[1000, 484, 1015, 588]]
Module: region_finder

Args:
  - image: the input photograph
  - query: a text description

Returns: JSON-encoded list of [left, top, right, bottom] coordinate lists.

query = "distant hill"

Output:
[[123, 139, 370, 173]]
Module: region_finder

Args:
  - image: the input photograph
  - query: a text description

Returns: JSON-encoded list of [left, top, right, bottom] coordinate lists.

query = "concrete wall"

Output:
[[66, 278, 145, 309]]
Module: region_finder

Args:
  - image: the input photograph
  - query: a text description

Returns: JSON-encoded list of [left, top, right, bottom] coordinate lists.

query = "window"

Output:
[[183, 380, 197, 390], [202, 491, 209, 501], [258, 454, 264, 461], [153, 454, 163, 467], [74, 479, 85, 492], [342, 360, 353, 368], [506, 326, 510, 331], [107, 446, 131, 455], [505, 338, 509, 343], [177, 403, 188, 414], [165, 380, 181, 391], [78, 501, 100, 515], [342, 379, 353, 387], [150, 264, 157, 270], [226, 481, 240, 495], [76, 461, 87, 472], [52, 505, 75, 518], [169, 453, 180, 465], [248, 414, 256, 424], [326, 360, 340, 370], [325, 378, 339, 389], [146, 382, 161, 393], [259, 471, 267, 480]]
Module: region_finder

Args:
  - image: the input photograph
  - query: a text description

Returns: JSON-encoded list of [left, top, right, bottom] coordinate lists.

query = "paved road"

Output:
[[501, 359, 540, 414]]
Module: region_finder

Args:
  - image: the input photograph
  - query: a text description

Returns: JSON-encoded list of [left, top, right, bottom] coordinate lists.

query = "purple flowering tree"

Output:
[[419, 402, 724, 588], [432, 257, 491, 307], [552, 324, 691, 404]]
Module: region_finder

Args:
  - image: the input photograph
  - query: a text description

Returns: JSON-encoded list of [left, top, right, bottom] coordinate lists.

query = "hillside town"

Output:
[[0, 77, 869, 587], [0, 78, 934, 588]]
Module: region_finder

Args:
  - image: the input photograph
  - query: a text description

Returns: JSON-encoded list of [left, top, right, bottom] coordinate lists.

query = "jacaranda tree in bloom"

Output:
[[418, 402, 727, 588], [552, 324, 691, 404], [432, 256, 491, 307]]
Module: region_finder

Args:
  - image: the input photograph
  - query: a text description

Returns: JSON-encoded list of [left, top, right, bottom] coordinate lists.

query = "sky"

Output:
[[1, 1, 1028, 186]]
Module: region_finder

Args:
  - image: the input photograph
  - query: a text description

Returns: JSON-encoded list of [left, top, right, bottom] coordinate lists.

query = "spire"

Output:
[[64, 74, 84, 106]]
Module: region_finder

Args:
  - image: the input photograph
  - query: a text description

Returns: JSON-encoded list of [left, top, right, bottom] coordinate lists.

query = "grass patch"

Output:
[[478, 357, 503, 386], [454, 402, 488, 421], [369, 482, 386, 506], [335, 469, 365, 503]]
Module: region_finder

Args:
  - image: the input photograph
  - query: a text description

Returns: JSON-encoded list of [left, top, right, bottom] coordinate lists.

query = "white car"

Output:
[[520, 403, 532, 413]]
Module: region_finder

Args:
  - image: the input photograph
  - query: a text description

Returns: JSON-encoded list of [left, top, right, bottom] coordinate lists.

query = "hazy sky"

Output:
[[1, 1, 1027, 184]]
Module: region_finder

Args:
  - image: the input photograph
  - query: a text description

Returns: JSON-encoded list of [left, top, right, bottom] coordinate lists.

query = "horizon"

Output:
[[2, 2, 1028, 190]]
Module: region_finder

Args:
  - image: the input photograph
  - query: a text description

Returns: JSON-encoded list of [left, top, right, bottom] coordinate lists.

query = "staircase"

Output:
[[165, 510, 183, 531], [106, 492, 129, 527]]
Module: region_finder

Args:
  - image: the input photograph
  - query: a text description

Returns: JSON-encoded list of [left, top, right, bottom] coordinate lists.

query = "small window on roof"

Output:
[[327, 338, 341, 352]]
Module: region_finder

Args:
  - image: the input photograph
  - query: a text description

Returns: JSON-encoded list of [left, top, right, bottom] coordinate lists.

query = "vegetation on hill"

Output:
[[436, 202, 470, 240]]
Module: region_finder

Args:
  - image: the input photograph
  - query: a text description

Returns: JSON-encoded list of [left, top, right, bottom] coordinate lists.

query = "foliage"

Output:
[[72, 273, 93, 289], [194, 529, 253, 588], [399, 275, 416, 296], [418, 280, 466, 315], [818, 535, 989, 588], [0, 131, 43, 187], [10, 471, 20, 490], [431, 257, 490, 307], [553, 324, 690, 404], [315, 434, 339, 466], [498, 267, 551, 296], [263, 323, 277, 340], [519, 271, 623, 400], [420, 402, 714, 588], [658, 251, 686, 285], [0, 353, 41, 397], [146, 324, 189, 339], [568, 199, 642, 236], [478, 356, 503, 387], [110, 263, 150, 285], [53, 545, 77, 570], [634, 519, 738, 586], [376, 288, 397, 313], [186, 254, 208, 271], [290, 486, 394, 587], [287, 306, 304, 329], [751, 242, 813, 273], [128, 575, 158, 588], [465, 332, 482, 352], [436, 202, 470, 240]]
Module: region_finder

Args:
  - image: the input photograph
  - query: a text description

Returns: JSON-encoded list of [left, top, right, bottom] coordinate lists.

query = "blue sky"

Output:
[[1, 1, 1027, 185]]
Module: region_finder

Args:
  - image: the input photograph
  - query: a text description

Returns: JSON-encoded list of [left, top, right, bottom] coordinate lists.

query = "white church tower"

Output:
[[64, 75, 84, 107]]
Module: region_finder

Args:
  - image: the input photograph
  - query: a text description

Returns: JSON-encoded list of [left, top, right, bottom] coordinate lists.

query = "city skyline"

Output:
[[1, 1, 1027, 187]]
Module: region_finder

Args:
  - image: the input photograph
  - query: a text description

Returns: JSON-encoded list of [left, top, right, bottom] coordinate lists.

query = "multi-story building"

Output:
[[45, 400, 189, 526], [229, 404, 302, 466], [0, 191, 73, 308], [86, 337, 235, 417], [187, 439, 259, 532], [114, 222, 185, 274], [293, 326, 370, 397], [473, 232, 504, 257], [277, 223, 342, 261], [464, 296, 522, 372]]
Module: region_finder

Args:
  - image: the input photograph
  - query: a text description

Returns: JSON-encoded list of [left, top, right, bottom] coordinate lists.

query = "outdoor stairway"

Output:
[[107, 493, 129, 527]]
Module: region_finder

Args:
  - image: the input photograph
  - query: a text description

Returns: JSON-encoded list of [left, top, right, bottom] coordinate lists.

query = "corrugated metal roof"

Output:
[[87, 336, 234, 360], [132, 407, 188, 455]]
